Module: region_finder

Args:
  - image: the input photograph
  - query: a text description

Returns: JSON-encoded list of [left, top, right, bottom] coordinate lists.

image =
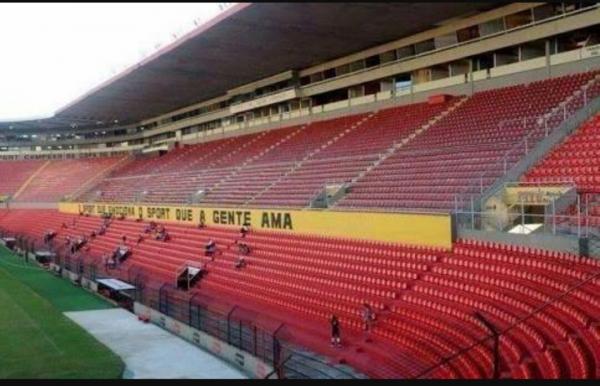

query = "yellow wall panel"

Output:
[[59, 202, 452, 249]]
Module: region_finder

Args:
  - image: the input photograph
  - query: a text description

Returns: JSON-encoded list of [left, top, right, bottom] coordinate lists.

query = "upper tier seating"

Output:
[[336, 72, 599, 211], [251, 101, 455, 207], [12, 69, 598, 211], [202, 116, 364, 206], [84, 99, 454, 208], [2, 209, 600, 379], [0, 159, 44, 196], [14, 157, 125, 202], [83, 115, 375, 206], [80, 126, 299, 204], [524, 114, 600, 193]]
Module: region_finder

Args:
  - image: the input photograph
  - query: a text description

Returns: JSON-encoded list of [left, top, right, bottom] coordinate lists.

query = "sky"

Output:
[[0, 2, 228, 121]]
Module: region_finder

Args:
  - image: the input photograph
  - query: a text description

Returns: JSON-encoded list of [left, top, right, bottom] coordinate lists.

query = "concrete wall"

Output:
[[300, 7, 600, 98], [133, 303, 275, 379], [459, 228, 582, 255], [34, 261, 275, 379], [4, 202, 59, 209], [298, 3, 540, 77]]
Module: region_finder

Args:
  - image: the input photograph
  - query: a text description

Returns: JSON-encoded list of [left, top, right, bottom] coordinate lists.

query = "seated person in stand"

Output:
[[234, 255, 246, 269], [136, 233, 144, 245], [72, 235, 88, 253], [154, 225, 167, 240], [113, 245, 130, 262], [43, 230, 57, 243], [205, 239, 217, 257], [144, 221, 157, 234], [198, 219, 205, 229], [240, 224, 250, 238], [157, 230, 170, 242], [106, 255, 116, 269], [237, 242, 251, 255]]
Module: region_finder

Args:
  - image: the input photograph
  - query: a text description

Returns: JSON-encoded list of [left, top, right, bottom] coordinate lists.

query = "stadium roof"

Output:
[[2, 2, 505, 130]]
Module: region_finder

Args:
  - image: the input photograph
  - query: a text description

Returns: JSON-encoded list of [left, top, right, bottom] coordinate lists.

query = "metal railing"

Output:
[[454, 190, 600, 241], [454, 74, 600, 210], [413, 266, 600, 379]]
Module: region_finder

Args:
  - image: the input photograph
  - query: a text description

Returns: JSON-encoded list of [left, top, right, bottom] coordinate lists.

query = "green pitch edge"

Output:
[[0, 246, 113, 312]]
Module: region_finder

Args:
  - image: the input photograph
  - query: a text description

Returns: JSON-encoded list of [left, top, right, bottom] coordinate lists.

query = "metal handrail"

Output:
[[454, 75, 600, 208], [414, 267, 600, 379]]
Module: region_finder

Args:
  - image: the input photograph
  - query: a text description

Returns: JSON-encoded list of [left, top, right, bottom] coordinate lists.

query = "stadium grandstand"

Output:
[[3, 1, 600, 379]]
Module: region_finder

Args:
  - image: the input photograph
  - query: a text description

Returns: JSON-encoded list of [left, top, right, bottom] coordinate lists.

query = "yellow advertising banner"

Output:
[[59, 202, 452, 249]]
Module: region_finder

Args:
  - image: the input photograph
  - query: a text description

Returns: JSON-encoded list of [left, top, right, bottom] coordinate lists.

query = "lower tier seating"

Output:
[[2, 209, 600, 379]]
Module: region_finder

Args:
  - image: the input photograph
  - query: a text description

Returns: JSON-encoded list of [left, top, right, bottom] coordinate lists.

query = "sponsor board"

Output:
[[60, 202, 452, 248]]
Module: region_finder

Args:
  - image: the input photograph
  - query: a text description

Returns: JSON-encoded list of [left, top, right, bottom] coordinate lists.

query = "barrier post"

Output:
[[254, 325, 258, 356], [158, 283, 169, 315], [227, 305, 238, 345], [585, 194, 589, 238], [470, 196, 475, 230], [552, 198, 556, 235], [273, 323, 285, 374], [188, 293, 200, 327], [521, 198, 525, 230], [474, 312, 500, 379], [497, 211, 501, 231], [239, 319, 243, 349], [577, 194, 581, 238]]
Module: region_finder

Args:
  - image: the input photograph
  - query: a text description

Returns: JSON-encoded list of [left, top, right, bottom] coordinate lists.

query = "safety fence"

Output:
[[0, 227, 362, 379], [412, 267, 600, 379]]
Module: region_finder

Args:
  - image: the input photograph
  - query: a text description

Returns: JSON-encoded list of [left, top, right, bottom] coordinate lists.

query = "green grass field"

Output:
[[0, 246, 124, 379]]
